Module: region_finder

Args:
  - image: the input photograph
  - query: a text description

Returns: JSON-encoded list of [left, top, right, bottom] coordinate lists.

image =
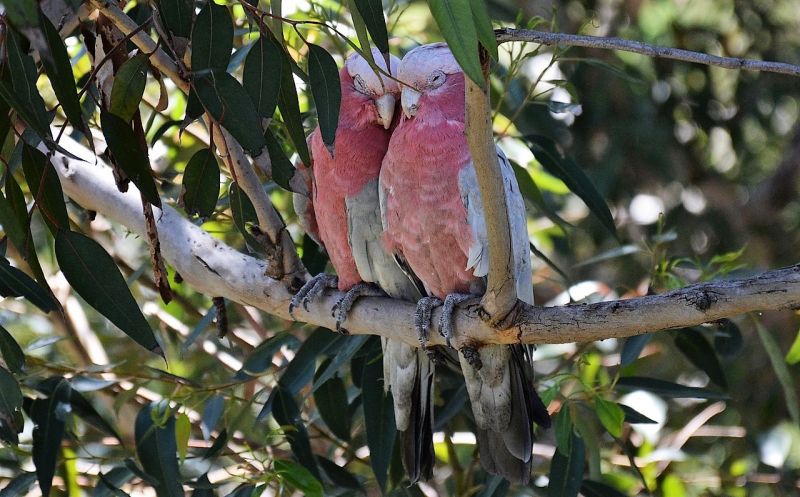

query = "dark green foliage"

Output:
[[181, 148, 220, 217]]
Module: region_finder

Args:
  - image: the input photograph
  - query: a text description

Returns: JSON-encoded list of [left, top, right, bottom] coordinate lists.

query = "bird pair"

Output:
[[290, 43, 551, 485]]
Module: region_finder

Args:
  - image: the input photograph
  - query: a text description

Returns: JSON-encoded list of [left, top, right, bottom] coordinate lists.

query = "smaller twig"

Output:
[[495, 28, 800, 78]]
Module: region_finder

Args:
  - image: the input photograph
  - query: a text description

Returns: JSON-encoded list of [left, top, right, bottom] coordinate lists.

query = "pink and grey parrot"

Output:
[[380, 43, 551, 483], [290, 49, 435, 482]]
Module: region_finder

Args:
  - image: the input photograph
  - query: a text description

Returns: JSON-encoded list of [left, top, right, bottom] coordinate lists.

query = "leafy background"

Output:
[[0, 0, 799, 496]]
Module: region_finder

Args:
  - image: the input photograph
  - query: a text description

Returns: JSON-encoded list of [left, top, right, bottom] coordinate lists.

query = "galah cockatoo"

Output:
[[379, 43, 552, 483], [290, 49, 435, 483]]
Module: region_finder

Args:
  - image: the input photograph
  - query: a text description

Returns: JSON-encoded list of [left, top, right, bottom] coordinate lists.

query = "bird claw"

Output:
[[332, 282, 385, 333], [414, 296, 443, 350], [288, 273, 339, 318], [460, 345, 483, 371], [438, 293, 473, 349]]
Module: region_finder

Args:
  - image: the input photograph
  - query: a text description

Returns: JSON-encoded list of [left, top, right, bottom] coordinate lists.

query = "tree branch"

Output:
[[464, 53, 518, 325], [495, 28, 800, 78], [49, 134, 800, 350]]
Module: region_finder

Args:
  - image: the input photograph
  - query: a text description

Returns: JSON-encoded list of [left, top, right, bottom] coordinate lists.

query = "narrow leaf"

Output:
[[234, 333, 299, 380], [243, 36, 283, 120], [362, 338, 396, 492], [191, 1, 233, 73], [427, 0, 485, 86], [527, 135, 617, 238], [352, 0, 390, 54], [0, 325, 24, 374], [21, 143, 69, 233], [228, 183, 261, 251], [673, 328, 728, 388], [317, 456, 361, 489], [100, 109, 161, 207], [0, 366, 23, 445], [0, 472, 37, 497], [580, 480, 628, 497], [787, 328, 800, 365], [713, 319, 743, 359], [110, 54, 149, 122], [346, 0, 376, 68], [620, 334, 652, 366], [314, 373, 351, 440], [156, 0, 193, 39], [0, 258, 57, 313], [275, 459, 323, 497], [755, 321, 800, 425], [38, 12, 88, 137], [307, 44, 341, 152], [135, 403, 184, 497], [271, 387, 321, 479], [512, 161, 572, 230], [615, 376, 728, 400], [618, 404, 657, 424], [0, 27, 51, 141], [312, 335, 369, 391], [193, 73, 266, 155], [276, 50, 310, 165], [468, 0, 498, 59], [181, 148, 220, 217], [55, 230, 161, 355], [176, 412, 191, 463], [278, 328, 339, 395], [264, 129, 294, 191], [0, 173, 47, 285], [547, 432, 585, 497], [30, 378, 71, 497]]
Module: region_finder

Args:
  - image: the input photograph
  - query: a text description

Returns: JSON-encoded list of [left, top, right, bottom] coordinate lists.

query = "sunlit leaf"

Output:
[[352, 0, 389, 54], [100, 109, 162, 207], [181, 148, 220, 218], [307, 44, 341, 152], [110, 54, 149, 122], [55, 230, 161, 356], [512, 161, 572, 230], [30, 378, 71, 497], [243, 36, 282, 120], [787, 328, 800, 365], [176, 412, 191, 463], [191, 1, 233, 73], [427, 0, 484, 86], [594, 398, 624, 438], [346, 0, 376, 68], [0, 366, 23, 445], [21, 143, 69, 233], [468, 0, 497, 60], [275, 459, 323, 497], [135, 403, 184, 497]]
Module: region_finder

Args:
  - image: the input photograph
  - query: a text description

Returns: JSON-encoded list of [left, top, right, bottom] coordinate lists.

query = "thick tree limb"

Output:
[[464, 54, 518, 325], [50, 135, 800, 349], [496, 28, 800, 78]]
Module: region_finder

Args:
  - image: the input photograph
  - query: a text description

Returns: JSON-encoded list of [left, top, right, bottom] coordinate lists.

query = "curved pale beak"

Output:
[[401, 87, 421, 119], [375, 93, 396, 130]]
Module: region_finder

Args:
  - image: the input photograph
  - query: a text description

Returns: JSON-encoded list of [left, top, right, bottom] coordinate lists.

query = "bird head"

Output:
[[344, 49, 401, 129], [397, 43, 464, 120]]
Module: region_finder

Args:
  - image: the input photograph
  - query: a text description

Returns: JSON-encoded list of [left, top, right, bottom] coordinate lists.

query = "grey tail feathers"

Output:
[[477, 345, 551, 484], [400, 355, 435, 483]]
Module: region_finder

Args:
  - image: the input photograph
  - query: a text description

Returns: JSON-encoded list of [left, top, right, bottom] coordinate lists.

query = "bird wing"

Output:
[[458, 144, 534, 304]]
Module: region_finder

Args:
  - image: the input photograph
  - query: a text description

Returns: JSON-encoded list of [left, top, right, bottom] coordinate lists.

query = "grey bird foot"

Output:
[[332, 282, 385, 333], [460, 345, 483, 370], [438, 293, 473, 348], [288, 273, 339, 318], [414, 296, 443, 350]]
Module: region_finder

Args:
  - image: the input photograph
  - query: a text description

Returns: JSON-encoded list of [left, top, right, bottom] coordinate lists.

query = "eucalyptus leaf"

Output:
[[0, 366, 23, 445], [0, 258, 57, 313], [181, 148, 220, 218], [352, 0, 389, 54], [156, 0, 193, 38], [0, 325, 24, 375], [271, 387, 321, 479], [135, 403, 184, 497], [110, 54, 149, 122], [547, 432, 585, 497], [21, 143, 69, 233], [615, 376, 728, 400], [243, 36, 283, 120], [673, 328, 728, 388], [30, 378, 71, 497], [427, 0, 485, 87], [307, 44, 341, 153], [362, 338, 396, 492], [275, 459, 323, 497], [191, 1, 233, 73]]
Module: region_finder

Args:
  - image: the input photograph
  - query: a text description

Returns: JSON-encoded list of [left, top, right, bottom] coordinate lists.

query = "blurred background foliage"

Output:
[[0, 0, 799, 496]]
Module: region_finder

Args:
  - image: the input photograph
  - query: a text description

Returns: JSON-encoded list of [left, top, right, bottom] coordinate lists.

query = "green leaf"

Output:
[[547, 432, 585, 497], [228, 183, 261, 251], [301, 235, 328, 275], [306, 44, 341, 153], [30, 378, 71, 497], [156, 0, 193, 39], [100, 109, 162, 207], [275, 459, 323, 497], [1, 172, 47, 284], [0, 325, 24, 375], [176, 412, 191, 463], [21, 143, 69, 233], [713, 319, 743, 359], [38, 12, 88, 138], [787, 328, 800, 365], [110, 54, 149, 122], [346, 0, 376, 68], [234, 333, 299, 380], [0, 27, 52, 142], [34, 377, 121, 441], [135, 403, 184, 497], [4, 1, 39, 29], [181, 148, 220, 218], [362, 338, 396, 492], [616, 376, 728, 400], [527, 135, 617, 238], [0, 472, 37, 497], [278, 328, 339, 395], [755, 320, 800, 425], [620, 334, 653, 366], [189, 474, 216, 497], [554, 405, 573, 455], [276, 50, 310, 165], [594, 399, 624, 438], [243, 36, 283, 120], [352, 0, 389, 54], [193, 72, 266, 155], [619, 404, 657, 424], [427, 0, 485, 87], [150, 119, 181, 147], [673, 328, 728, 388], [317, 456, 361, 490], [264, 129, 294, 191], [0, 258, 57, 313], [271, 387, 321, 479], [54, 230, 161, 355], [580, 479, 628, 497], [191, 1, 233, 73], [314, 371, 351, 440], [511, 161, 572, 230], [468, 0, 498, 60], [312, 335, 369, 392], [476, 475, 510, 497], [0, 366, 23, 445], [95, 467, 136, 497]]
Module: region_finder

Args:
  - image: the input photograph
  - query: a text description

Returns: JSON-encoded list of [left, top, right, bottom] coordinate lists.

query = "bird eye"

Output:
[[354, 75, 370, 94], [428, 70, 446, 88]]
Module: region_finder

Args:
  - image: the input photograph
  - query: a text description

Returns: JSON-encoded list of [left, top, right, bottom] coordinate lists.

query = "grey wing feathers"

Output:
[[458, 145, 534, 305]]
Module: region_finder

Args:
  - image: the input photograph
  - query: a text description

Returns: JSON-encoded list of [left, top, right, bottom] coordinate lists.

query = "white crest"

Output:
[[345, 48, 401, 94]]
